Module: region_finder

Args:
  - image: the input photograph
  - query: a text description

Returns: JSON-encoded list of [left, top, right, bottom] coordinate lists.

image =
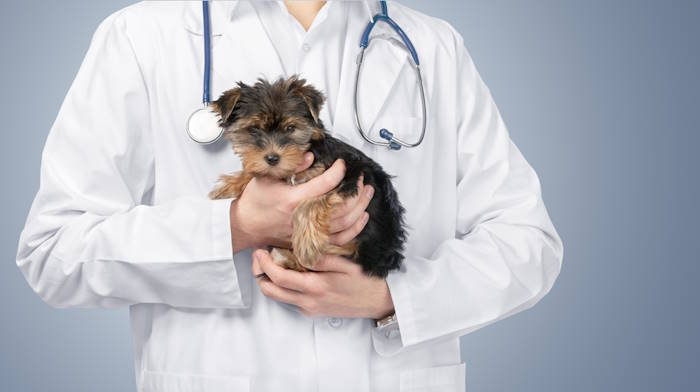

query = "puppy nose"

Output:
[[264, 153, 280, 166]]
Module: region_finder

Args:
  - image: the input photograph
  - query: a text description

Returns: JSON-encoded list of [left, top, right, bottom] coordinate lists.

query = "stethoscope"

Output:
[[186, 0, 427, 151]]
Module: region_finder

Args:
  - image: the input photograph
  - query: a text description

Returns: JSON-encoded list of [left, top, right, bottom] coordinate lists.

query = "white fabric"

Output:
[[16, 1, 563, 391]]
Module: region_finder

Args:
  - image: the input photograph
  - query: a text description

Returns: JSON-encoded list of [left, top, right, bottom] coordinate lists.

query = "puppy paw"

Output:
[[209, 172, 252, 199], [270, 247, 307, 272], [292, 229, 328, 270]]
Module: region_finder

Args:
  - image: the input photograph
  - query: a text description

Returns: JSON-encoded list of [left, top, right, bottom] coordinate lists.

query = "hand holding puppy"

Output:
[[251, 249, 395, 320], [229, 157, 373, 252]]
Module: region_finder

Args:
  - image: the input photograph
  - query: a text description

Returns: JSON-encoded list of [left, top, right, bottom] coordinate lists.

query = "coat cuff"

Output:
[[371, 261, 417, 357], [210, 198, 251, 308]]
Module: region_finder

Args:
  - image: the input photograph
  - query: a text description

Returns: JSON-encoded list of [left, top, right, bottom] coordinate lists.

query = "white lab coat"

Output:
[[16, 1, 563, 391]]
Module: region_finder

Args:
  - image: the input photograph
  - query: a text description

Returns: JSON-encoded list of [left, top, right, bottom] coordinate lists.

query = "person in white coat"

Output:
[[16, 1, 564, 391]]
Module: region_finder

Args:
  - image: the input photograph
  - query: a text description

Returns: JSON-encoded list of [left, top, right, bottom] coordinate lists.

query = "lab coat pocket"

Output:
[[399, 363, 466, 392], [141, 370, 250, 392]]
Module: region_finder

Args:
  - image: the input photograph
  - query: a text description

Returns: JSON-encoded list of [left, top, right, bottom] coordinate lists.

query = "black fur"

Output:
[[213, 76, 407, 278], [309, 134, 407, 278]]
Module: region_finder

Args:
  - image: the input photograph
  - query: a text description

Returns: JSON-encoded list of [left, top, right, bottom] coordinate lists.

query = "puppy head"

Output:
[[212, 75, 326, 179]]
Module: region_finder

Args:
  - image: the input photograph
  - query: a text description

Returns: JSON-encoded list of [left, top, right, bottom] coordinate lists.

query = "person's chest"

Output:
[[131, 1, 458, 258]]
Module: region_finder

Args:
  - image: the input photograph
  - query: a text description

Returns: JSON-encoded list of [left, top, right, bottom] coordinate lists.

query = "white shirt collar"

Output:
[[270, 1, 377, 23]]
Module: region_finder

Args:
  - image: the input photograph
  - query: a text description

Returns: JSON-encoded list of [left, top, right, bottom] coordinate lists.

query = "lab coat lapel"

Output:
[[250, 1, 297, 77], [182, 1, 286, 94]]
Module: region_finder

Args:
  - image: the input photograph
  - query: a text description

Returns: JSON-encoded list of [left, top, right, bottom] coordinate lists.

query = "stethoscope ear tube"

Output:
[[201, 0, 212, 105], [188, 0, 427, 149], [354, 0, 427, 150], [353, 44, 427, 150]]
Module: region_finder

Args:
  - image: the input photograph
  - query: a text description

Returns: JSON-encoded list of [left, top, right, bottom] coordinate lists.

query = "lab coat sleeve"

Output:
[[15, 13, 249, 309], [372, 27, 564, 356]]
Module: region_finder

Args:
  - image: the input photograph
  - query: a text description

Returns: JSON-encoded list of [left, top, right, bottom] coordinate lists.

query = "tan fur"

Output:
[[270, 247, 308, 272], [291, 192, 344, 269], [289, 162, 326, 186], [209, 172, 253, 199], [212, 88, 240, 123], [209, 79, 364, 273], [326, 241, 359, 259], [233, 144, 309, 179]]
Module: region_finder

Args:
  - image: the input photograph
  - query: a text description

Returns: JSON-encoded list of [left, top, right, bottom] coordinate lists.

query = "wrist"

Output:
[[229, 199, 255, 252], [371, 279, 395, 320]]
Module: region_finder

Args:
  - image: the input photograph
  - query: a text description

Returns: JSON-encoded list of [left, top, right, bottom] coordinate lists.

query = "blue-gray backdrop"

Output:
[[1, 1, 698, 391]]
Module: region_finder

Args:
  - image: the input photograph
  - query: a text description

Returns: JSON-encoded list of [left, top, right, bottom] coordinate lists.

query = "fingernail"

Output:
[[365, 186, 374, 199]]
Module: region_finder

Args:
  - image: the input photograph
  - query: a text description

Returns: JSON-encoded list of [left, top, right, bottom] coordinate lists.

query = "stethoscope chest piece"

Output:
[[186, 0, 223, 145], [186, 105, 224, 144]]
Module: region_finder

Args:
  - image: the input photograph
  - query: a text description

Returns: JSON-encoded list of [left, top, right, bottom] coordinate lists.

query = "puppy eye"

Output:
[[285, 125, 295, 132]]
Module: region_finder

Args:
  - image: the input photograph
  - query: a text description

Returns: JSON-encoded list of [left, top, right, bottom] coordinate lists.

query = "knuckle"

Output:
[[311, 279, 326, 295], [361, 193, 372, 207], [355, 215, 368, 231], [339, 214, 353, 229], [314, 256, 330, 271], [284, 197, 299, 211], [259, 281, 272, 296], [302, 299, 318, 313], [339, 199, 354, 214], [331, 234, 346, 246], [309, 277, 328, 296], [273, 274, 289, 287], [306, 279, 324, 296], [300, 274, 316, 292]]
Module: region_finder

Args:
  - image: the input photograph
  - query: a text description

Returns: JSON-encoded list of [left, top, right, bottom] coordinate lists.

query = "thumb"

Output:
[[294, 152, 315, 174], [293, 159, 346, 200]]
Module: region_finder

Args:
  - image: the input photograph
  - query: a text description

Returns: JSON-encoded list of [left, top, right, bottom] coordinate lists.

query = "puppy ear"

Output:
[[212, 86, 241, 126], [299, 85, 324, 127], [288, 76, 325, 128]]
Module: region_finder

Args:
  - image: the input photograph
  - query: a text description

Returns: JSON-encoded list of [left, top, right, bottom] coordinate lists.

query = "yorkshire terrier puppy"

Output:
[[209, 75, 405, 278]]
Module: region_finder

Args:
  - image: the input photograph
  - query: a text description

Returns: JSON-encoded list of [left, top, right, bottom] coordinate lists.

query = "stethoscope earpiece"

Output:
[[379, 129, 402, 150]]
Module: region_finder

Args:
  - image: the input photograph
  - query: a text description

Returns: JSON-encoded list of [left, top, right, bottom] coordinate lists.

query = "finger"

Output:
[[294, 152, 315, 174], [253, 249, 309, 292], [293, 159, 345, 200], [329, 185, 373, 233], [257, 278, 307, 307], [330, 175, 365, 220], [252, 249, 264, 276], [311, 254, 363, 274], [330, 212, 369, 245], [298, 308, 314, 317]]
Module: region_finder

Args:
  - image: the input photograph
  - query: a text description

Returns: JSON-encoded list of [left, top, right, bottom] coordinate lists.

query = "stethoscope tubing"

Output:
[[202, 0, 212, 105], [353, 1, 427, 150], [190, 0, 427, 150], [353, 45, 427, 149]]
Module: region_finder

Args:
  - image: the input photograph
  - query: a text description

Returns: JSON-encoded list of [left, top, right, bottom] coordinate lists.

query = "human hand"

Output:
[[230, 153, 373, 252], [251, 249, 395, 320]]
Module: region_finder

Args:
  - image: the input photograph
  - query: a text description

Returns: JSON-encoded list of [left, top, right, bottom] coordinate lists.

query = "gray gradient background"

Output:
[[1, 1, 698, 391]]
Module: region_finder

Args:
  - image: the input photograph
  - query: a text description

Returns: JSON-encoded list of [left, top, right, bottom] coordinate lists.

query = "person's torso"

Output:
[[119, 2, 467, 391]]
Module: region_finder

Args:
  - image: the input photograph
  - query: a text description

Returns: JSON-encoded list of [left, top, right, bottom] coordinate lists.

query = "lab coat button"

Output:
[[302, 43, 311, 52], [328, 317, 342, 328]]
